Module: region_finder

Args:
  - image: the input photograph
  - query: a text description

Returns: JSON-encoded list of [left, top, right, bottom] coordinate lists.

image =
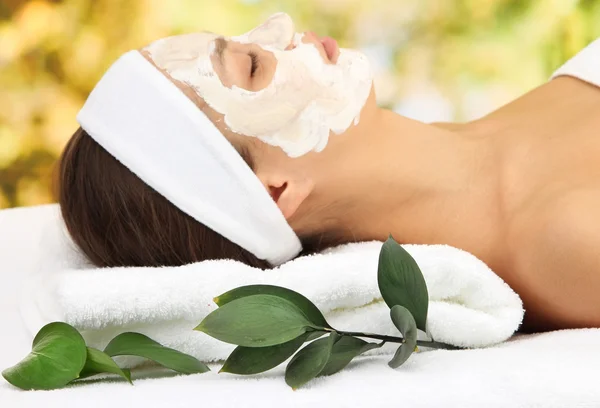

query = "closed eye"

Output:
[[249, 51, 259, 77]]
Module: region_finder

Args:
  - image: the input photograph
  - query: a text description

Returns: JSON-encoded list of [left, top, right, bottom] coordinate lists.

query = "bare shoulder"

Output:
[[507, 189, 600, 331], [480, 75, 600, 125]]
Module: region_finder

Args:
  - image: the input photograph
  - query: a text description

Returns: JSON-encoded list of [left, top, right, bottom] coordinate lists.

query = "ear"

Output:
[[257, 171, 314, 220]]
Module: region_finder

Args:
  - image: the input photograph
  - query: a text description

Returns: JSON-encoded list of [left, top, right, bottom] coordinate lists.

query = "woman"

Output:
[[58, 13, 600, 332]]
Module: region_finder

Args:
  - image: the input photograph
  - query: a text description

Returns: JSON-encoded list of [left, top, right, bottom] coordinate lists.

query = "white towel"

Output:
[[18, 205, 523, 365]]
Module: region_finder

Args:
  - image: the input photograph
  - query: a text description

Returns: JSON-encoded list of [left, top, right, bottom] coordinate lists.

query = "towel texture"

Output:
[[19, 205, 523, 365]]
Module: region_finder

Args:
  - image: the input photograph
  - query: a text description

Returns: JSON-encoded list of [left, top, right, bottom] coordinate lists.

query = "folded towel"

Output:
[[18, 205, 523, 365]]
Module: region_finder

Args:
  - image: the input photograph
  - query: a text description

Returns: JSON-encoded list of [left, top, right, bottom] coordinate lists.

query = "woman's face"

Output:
[[142, 12, 373, 158]]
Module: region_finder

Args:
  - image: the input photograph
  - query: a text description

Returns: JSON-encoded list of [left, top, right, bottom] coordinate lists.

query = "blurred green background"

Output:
[[1, 0, 599, 208]]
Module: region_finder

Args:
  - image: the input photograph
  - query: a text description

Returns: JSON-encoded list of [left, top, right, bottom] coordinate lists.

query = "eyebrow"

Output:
[[213, 36, 228, 71]]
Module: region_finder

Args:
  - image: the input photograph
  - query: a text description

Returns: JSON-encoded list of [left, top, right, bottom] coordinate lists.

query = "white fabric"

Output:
[[77, 51, 301, 265], [551, 38, 600, 87], [17, 205, 523, 365], [0, 206, 596, 406], [3, 330, 600, 408]]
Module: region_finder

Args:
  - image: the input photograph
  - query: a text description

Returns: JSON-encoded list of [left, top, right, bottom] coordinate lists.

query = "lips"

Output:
[[320, 36, 339, 63]]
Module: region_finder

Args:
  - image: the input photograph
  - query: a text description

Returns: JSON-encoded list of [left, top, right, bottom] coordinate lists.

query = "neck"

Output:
[[303, 102, 501, 260]]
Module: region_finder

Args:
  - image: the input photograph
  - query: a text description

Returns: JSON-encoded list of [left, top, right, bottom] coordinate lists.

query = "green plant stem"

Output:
[[327, 329, 458, 350]]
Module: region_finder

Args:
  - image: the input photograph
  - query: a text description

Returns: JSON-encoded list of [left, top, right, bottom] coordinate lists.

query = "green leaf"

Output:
[[214, 285, 331, 328], [318, 336, 382, 377], [220, 333, 309, 375], [104, 332, 209, 374], [196, 294, 318, 347], [2, 322, 87, 390], [388, 305, 418, 368], [285, 331, 338, 390], [77, 347, 132, 384], [378, 236, 429, 331]]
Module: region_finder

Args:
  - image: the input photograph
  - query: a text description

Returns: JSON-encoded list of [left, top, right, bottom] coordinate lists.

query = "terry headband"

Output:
[[77, 50, 302, 265]]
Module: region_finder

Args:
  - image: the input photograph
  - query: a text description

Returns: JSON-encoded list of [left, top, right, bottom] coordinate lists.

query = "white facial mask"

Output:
[[145, 12, 372, 157]]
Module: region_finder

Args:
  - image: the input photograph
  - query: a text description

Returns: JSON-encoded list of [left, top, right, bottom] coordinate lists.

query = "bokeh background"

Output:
[[1, 0, 599, 208]]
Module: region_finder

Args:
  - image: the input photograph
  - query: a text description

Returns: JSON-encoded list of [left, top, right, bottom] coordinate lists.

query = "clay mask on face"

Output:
[[145, 13, 372, 157]]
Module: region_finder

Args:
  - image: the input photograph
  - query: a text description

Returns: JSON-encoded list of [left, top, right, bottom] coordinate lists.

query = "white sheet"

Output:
[[551, 37, 600, 88], [2, 205, 599, 407]]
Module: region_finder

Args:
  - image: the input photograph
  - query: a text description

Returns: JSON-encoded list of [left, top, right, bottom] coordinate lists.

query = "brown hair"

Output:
[[57, 128, 342, 269], [58, 127, 274, 268]]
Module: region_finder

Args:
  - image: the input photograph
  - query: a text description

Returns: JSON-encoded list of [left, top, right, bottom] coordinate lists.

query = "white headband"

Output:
[[77, 50, 302, 265]]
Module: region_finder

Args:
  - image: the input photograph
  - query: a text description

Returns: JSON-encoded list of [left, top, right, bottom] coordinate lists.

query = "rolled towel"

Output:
[[18, 206, 523, 364]]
